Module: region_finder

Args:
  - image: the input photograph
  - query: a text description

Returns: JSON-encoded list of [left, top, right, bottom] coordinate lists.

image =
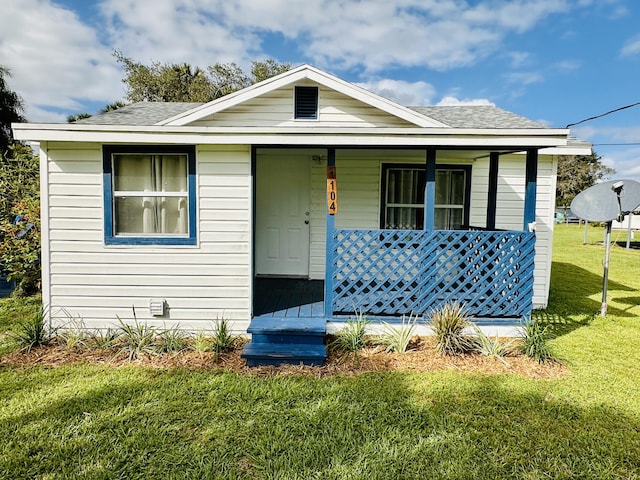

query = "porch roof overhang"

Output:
[[12, 123, 570, 149]]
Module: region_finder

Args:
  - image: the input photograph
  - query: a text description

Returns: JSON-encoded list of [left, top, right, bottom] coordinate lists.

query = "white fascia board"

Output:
[[11, 123, 570, 147], [158, 64, 447, 128], [13, 123, 570, 137], [539, 145, 593, 155]]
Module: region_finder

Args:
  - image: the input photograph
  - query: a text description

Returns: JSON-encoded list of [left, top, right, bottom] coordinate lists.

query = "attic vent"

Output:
[[295, 86, 318, 119]]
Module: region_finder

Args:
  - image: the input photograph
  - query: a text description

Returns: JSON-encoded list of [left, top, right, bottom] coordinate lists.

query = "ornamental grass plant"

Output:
[[428, 301, 478, 355], [379, 313, 417, 354]]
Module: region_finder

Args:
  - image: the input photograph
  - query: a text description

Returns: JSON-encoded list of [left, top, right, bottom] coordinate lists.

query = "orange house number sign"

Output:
[[327, 166, 338, 215]]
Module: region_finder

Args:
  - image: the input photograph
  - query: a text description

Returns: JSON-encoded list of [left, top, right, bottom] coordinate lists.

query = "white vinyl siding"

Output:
[[44, 142, 252, 332], [192, 85, 417, 128], [44, 143, 555, 332]]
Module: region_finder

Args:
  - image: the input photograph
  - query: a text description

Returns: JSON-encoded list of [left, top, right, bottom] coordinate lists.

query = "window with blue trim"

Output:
[[103, 145, 197, 245]]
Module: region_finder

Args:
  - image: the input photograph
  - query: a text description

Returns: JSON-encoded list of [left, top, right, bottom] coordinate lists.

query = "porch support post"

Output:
[[324, 148, 336, 319], [424, 148, 436, 230], [486, 152, 499, 230], [523, 148, 538, 231]]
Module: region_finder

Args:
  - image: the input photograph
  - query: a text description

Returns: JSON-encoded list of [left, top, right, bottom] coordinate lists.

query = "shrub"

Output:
[[519, 316, 555, 363], [10, 306, 51, 351], [428, 302, 477, 355], [379, 313, 417, 354], [0, 144, 41, 296]]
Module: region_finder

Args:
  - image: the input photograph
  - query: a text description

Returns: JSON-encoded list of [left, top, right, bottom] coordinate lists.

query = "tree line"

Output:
[[68, 53, 291, 121]]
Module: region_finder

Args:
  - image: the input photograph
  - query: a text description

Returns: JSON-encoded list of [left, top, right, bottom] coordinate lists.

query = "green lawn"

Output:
[[1, 225, 639, 479]]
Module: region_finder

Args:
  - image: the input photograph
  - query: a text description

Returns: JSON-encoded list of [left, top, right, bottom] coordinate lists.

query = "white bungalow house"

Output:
[[13, 65, 590, 365]]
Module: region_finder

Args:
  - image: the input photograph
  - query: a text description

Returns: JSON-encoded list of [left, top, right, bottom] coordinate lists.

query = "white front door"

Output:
[[255, 156, 310, 277]]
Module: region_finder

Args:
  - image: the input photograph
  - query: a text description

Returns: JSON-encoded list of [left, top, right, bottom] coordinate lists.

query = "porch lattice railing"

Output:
[[331, 229, 535, 318]]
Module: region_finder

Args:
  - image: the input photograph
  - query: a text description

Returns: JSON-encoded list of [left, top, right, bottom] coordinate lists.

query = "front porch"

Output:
[[244, 146, 542, 366], [244, 227, 535, 365], [253, 277, 324, 319], [252, 228, 536, 324]]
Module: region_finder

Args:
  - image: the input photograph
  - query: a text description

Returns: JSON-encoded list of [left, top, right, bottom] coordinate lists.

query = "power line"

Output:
[[593, 142, 640, 146], [566, 101, 640, 128]]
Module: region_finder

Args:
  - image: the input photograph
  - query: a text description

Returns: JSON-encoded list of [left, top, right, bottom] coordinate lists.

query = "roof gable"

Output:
[[158, 64, 448, 128]]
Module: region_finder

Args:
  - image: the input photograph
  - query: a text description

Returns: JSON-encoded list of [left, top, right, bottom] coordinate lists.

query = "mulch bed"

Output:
[[0, 337, 567, 379]]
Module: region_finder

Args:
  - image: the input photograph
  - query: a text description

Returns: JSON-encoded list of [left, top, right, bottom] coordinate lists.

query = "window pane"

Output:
[[435, 208, 447, 230], [450, 170, 465, 205], [385, 207, 424, 230], [449, 208, 463, 229], [115, 196, 188, 235], [435, 207, 464, 230], [114, 155, 187, 192], [387, 168, 424, 205], [435, 170, 449, 204]]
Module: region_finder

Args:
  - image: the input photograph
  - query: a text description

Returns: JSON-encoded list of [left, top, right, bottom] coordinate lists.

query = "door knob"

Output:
[[304, 220, 309, 224]]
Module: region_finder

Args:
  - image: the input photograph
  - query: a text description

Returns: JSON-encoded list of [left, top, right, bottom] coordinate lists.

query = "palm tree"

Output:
[[0, 66, 26, 155]]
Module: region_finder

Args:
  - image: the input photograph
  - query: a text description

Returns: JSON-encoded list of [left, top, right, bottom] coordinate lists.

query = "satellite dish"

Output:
[[571, 179, 640, 222], [569, 179, 640, 317]]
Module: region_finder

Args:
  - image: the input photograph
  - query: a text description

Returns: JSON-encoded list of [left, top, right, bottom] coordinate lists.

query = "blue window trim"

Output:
[[103, 144, 197, 246]]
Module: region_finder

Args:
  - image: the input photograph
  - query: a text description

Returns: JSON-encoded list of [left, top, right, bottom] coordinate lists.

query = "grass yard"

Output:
[[1, 224, 639, 479]]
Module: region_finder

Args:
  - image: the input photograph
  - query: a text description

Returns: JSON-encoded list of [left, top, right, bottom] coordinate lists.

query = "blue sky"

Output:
[[1, 0, 639, 180]]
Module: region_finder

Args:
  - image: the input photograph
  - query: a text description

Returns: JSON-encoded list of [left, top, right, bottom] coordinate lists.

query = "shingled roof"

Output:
[[409, 106, 546, 129], [75, 102, 203, 126], [74, 101, 547, 129]]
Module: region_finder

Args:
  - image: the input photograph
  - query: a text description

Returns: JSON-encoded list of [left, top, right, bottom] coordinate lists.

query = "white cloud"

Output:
[[553, 60, 581, 72], [0, 0, 588, 122], [621, 35, 640, 57], [460, 0, 570, 33], [356, 79, 436, 105], [0, 0, 123, 121], [25, 105, 69, 124], [600, 147, 640, 182], [436, 96, 495, 106], [571, 125, 640, 183], [577, 0, 628, 19], [98, 0, 575, 72], [507, 51, 531, 68], [98, 0, 262, 66], [573, 125, 640, 144], [571, 125, 598, 140], [504, 72, 545, 85]]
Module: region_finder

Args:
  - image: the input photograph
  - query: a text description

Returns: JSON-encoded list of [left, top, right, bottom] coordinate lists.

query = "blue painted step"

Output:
[[242, 343, 326, 367], [247, 317, 326, 345], [242, 317, 327, 366]]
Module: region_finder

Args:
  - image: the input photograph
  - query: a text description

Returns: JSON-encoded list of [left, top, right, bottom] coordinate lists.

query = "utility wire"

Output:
[[566, 101, 640, 128], [593, 142, 640, 146]]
